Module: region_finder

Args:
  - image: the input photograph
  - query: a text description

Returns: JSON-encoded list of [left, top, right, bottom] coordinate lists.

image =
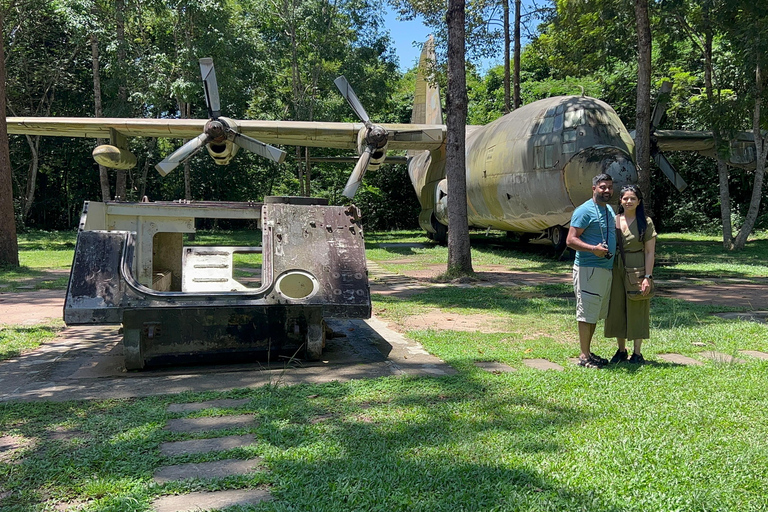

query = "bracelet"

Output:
[[644, 275, 653, 279]]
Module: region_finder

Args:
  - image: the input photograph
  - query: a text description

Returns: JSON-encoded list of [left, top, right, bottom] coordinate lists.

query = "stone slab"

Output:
[[160, 435, 256, 456], [165, 415, 254, 433], [167, 399, 250, 413], [153, 458, 263, 483], [657, 353, 704, 366], [522, 358, 563, 371], [739, 350, 768, 360], [152, 488, 272, 512], [699, 351, 746, 364], [713, 311, 768, 324], [474, 361, 516, 373]]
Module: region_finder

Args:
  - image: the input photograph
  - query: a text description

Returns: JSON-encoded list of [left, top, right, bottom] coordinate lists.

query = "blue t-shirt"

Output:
[[571, 199, 616, 268]]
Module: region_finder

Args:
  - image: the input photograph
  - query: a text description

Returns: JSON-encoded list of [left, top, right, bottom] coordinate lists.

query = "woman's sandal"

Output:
[[577, 356, 602, 369]]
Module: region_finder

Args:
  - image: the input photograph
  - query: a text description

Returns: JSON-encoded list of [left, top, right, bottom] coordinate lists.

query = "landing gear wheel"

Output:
[[549, 226, 568, 256], [431, 215, 448, 245]]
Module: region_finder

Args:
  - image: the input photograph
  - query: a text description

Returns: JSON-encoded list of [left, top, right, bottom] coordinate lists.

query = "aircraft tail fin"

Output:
[[411, 36, 443, 126]]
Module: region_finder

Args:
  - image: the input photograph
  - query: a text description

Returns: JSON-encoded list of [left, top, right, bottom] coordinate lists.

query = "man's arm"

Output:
[[566, 226, 608, 257]]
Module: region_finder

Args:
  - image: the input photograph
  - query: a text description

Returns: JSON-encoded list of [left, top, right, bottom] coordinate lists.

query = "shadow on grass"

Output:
[[0, 376, 631, 511]]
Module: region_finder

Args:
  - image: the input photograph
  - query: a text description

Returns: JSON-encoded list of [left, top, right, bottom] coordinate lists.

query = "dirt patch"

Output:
[[397, 309, 509, 333], [0, 290, 65, 326], [0, 434, 36, 463]]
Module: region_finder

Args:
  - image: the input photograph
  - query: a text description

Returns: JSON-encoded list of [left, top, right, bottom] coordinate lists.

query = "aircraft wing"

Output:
[[653, 129, 716, 152], [6, 117, 446, 151]]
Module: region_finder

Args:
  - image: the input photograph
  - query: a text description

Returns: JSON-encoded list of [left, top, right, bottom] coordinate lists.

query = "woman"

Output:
[[605, 185, 657, 364]]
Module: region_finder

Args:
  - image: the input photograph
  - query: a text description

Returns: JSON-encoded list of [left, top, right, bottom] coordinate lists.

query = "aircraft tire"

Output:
[[432, 221, 448, 245], [549, 226, 567, 253]]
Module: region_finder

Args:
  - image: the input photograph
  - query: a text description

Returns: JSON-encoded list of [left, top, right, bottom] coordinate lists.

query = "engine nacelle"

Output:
[[205, 139, 239, 165], [357, 127, 388, 171], [92, 145, 137, 170]]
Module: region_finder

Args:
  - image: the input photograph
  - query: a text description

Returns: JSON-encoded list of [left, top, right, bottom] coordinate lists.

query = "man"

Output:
[[566, 173, 617, 368]]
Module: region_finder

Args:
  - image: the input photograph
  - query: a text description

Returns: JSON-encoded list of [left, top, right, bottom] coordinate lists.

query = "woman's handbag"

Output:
[[617, 227, 654, 301]]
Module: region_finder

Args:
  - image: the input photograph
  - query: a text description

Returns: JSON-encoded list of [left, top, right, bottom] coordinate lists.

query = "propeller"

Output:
[[155, 58, 286, 176], [645, 80, 688, 192], [334, 75, 442, 198]]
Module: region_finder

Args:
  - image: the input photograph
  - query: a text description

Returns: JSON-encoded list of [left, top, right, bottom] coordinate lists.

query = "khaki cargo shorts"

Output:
[[572, 265, 612, 324]]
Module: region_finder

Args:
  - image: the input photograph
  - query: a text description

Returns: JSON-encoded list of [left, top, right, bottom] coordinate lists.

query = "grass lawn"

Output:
[[1, 229, 768, 511]]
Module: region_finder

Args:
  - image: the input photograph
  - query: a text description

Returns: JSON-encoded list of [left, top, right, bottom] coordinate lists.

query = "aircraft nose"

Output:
[[562, 146, 637, 207]]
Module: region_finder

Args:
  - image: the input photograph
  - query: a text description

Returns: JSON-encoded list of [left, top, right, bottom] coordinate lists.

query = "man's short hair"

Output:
[[593, 173, 613, 186]]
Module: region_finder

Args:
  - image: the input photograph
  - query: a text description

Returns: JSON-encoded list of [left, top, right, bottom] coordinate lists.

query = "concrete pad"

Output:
[[474, 361, 516, 373], [699, 351, 746, 364], [160, 435, 255, 456], [152, 488, 272, 512], [166, 415, 254, 433], [739, 350, 768, 360], [167, 399, 250, 413], [522, 358, 563, 371], [153, 458, 263, 483], [657, 353, 704, 366]]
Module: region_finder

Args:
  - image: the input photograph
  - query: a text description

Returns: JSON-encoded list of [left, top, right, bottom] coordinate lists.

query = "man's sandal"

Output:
[[590, 352, 608, 365], [577, 356, 602, 369]]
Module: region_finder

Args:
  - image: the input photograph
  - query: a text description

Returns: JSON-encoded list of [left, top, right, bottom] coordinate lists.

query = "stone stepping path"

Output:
[[699, 351, 746, 364], [165, 415, 254, 433], [522, 358, 563, 371], [654, 354, 704, 366], [474, 361, 516, 373], [154, 458, 264, 483], [739, 350, 768, 360], [160, 435, 255, 456], [153, 489, 271, 512], [167, 398, 250, 413], [152, 402, 270, 511]]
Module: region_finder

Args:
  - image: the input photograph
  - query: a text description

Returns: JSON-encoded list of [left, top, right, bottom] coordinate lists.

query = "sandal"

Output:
[[590, 352, 608, 365], [577, 356, 602, 369]]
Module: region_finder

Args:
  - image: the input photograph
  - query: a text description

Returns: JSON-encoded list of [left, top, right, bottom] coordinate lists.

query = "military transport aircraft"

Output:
[[7, 39, 758, 249]]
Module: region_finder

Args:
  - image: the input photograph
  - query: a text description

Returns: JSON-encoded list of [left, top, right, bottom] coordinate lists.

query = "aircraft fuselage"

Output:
[[409, 95, 638, 237]]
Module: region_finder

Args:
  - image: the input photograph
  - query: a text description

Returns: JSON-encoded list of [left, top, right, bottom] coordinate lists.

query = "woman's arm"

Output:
[[642, 236, 656, 294]]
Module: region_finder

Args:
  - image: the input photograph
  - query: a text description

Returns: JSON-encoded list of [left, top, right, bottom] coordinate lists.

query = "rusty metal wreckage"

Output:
[[7, 38, 760, 368]]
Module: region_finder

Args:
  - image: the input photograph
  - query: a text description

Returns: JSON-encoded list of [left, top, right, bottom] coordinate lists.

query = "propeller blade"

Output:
[[334, 75, 370, 125], [199, 57, 221, 119], [342, 145, 373, 199], [390, 127, 444, 143], [155, 133, 209, 176], [226, 130, 286, 164], [650, 80, 673, 131], [652, 149, 688, 192]]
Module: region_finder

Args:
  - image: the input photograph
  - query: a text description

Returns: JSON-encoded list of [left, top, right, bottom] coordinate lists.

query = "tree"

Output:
[[634, 0, 652, 208], [0, 9, 19, 267], [446, 0, 473, 275]]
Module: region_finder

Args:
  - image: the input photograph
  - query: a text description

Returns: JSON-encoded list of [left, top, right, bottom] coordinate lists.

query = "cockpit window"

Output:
[[537, 116, 554, 134], [564, 109, 585, 128]]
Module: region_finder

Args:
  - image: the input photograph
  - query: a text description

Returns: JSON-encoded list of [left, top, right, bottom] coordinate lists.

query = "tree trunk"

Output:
[[91, 31, 111, 201], [703, 27, 734, 249], [0, 11, 19, 267], [503, 0, 510, 114], [114, 0, 127, 200], [733, 58, 767, 250], [445, 0, 473, 275], [634, 0, 652, 210], [21, 134, 40, 219], [514, 0, 521, 109]]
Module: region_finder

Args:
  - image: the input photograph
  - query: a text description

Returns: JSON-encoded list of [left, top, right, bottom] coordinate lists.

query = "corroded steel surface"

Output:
[[64, 199, 370, 369]]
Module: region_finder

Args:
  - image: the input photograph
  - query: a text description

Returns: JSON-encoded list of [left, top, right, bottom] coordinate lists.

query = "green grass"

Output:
[[0, 324, 62, 360], [1, 228, 768, 510]]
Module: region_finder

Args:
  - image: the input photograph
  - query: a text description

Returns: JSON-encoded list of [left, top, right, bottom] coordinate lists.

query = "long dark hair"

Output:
[[617, 184, 647, 240]]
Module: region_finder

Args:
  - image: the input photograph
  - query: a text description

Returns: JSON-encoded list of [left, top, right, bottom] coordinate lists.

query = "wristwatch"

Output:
[[644, 275, 653, 279]]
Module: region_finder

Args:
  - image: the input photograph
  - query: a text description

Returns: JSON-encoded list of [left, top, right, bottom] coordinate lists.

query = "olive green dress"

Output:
[[604, 216, 657, 340]]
